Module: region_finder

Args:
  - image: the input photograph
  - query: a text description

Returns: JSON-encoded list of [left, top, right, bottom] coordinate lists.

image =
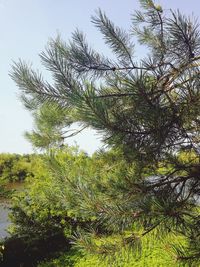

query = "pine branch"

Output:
[[92, 9, 135, 67]]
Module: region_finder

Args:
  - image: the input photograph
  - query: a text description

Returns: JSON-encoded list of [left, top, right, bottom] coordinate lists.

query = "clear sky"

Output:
[[0, 0, 200, 155]]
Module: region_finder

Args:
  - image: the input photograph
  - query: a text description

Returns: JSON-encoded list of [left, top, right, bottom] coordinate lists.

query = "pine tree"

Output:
[[11, 0, 200, 264]]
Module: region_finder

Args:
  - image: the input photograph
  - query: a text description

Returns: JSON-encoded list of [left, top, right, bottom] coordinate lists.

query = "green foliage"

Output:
[[38, 234, 181, 267], [10, 0, 200, 264], [25, 103, 76, 150], [0, 153, 45, 198], [8, 146, 193, 266], [38, 249, 82, 267], [9, 154, 64, 239], [0, 153, 40, 183], [9, 146, 130, 238]]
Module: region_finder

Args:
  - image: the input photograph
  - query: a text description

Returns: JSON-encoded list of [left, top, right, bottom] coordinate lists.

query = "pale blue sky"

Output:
[[0, 0, 200, 155]]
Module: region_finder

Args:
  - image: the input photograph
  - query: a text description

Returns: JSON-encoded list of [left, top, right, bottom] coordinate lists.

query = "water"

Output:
[[0, 203, 10, 240], [0, 182, 24, 240]]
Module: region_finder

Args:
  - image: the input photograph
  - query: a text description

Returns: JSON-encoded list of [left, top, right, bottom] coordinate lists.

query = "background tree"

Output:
[[0, 153, 39, 182], [11, 0, 200, 264]]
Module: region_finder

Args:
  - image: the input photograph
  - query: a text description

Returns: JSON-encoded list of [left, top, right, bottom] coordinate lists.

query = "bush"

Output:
[[38, 234, 180, 267], [0, 153, 42, 183]]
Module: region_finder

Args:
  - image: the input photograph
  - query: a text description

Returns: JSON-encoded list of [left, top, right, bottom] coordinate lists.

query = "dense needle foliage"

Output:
[[11, 0, 200, 264]]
